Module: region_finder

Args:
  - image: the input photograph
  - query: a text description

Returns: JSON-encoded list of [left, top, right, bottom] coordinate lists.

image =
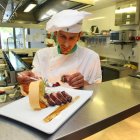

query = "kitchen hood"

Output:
[[0, 0, 94, 24]]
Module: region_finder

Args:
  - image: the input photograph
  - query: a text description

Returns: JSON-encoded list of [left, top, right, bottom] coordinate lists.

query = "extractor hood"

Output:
[[0, 0, 94, 24]]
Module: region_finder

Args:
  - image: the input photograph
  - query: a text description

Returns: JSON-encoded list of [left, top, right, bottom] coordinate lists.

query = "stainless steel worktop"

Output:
[[0, 76, 140, 140]]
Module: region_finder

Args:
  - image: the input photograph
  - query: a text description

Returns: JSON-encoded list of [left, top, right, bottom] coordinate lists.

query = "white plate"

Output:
[[0, 87, 93, 134]]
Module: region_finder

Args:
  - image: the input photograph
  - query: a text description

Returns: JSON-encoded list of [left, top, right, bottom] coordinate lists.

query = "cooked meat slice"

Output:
[[44, 94, 55, 106], [56, 92, 67, 104], [50, 93, 62, 105], [61, 91, 72, 102]]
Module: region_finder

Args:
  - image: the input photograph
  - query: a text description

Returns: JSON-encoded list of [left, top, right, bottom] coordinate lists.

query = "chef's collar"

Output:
[[57, 45, 77, 54]]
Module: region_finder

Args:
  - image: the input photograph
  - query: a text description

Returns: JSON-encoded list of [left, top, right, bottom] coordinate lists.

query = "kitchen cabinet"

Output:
[[102, 66, 119, 82], [101, 58, 137, 82], [115, 0, 139, 26]]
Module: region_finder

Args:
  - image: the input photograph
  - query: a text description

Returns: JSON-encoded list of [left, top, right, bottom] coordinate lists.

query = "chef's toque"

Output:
[[46, 9, 91, 33]]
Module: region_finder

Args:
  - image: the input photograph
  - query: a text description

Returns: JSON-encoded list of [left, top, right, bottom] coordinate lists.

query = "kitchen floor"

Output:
[[83, 112, 140, 140]]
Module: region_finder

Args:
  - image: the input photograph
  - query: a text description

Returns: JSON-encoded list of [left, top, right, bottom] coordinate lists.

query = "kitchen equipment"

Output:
[[115, 0, 140, 26], [2, 51, 31, 85], [91, 26, 99, 34], [110, 30, 136, 43]]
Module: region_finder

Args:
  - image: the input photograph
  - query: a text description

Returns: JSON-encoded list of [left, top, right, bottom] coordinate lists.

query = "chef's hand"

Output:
[[17, 71, 40, 84], [68, 72, 84, 89], [17, 71, 40, 94]]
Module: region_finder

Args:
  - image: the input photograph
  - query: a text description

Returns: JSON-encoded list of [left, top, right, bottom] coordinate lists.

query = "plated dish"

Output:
[[0, 86, 93, 134]]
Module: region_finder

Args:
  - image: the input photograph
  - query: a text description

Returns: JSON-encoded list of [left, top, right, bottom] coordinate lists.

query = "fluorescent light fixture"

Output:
[[88, 17, 105, 20], [69, 0, 94, 5], [24, 4, 37, 12], [115, 6, 136, 14], [46, 9, 57, 16], [40, 9, 57, 20], [40, 15, 50, 20]]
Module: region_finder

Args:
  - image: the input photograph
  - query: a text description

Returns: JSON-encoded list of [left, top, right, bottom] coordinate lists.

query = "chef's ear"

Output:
[[79, 32, 83, 37], [77, 32, 83, 40]]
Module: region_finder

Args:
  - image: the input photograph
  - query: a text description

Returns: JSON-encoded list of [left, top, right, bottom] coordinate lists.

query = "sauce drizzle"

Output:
[[43, 96, 80, 123]]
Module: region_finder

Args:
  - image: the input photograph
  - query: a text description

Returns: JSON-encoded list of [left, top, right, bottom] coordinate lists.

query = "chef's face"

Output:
[[55, 30, 81, 55]]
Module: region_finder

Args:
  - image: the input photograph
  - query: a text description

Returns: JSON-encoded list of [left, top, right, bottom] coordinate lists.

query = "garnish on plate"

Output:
[[43, 79, 61, 87]]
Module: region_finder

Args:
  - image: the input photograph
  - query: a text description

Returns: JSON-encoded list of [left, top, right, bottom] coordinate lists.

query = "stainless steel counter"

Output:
[[0, 76, 140, 140]]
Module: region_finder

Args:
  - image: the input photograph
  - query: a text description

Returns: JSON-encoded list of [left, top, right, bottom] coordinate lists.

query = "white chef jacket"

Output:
[[32, 46, 102, 84]]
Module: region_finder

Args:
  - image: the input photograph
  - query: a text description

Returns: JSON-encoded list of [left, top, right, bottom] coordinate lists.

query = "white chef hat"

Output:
[[46, 9, 91, 33]]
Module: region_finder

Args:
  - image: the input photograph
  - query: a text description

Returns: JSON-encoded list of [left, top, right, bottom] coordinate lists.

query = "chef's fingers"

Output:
[[68, 72, 83, 82], [18, 71, 35, 77], [70, 79, 84, 88], [17, 71, 39, 84], [17, 75, 33, 84], [68, 73, 84, 88]]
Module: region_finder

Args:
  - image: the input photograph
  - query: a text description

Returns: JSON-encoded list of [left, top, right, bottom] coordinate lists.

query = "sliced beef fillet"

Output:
[[61, 91, 72, 102], [44, 94, 55, 106], [50, 93, 62, 105], [56, 92, 67, 104], [44, 91, 72, 106]]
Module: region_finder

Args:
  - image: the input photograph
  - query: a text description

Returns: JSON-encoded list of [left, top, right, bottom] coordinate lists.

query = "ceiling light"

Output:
[[46, 9, 57, 16], [40, 9, 57, 20], [24, 4, 37, 12], [88, 17, 105, 20], [69, 0, 95, 5]]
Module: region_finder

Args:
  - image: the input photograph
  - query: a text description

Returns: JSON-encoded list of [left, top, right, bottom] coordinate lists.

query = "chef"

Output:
[[17, 9, 102, 90], [44, 32, 55, 47]]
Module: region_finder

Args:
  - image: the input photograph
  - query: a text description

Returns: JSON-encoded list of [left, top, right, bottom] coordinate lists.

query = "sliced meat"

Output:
[[44, 94, 55, 106], [44, 91, 72, 106], [61, 91, 72, 102], [50, 93, 62, 105], [56, 92, 67, 104]]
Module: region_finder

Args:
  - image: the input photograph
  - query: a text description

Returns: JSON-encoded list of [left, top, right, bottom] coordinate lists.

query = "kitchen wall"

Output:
[[82, 6, 119, 33], [82, 5, 140, 71]]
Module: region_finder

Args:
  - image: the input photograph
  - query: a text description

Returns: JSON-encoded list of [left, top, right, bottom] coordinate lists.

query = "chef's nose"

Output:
[[64, 41, 69, 48]]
